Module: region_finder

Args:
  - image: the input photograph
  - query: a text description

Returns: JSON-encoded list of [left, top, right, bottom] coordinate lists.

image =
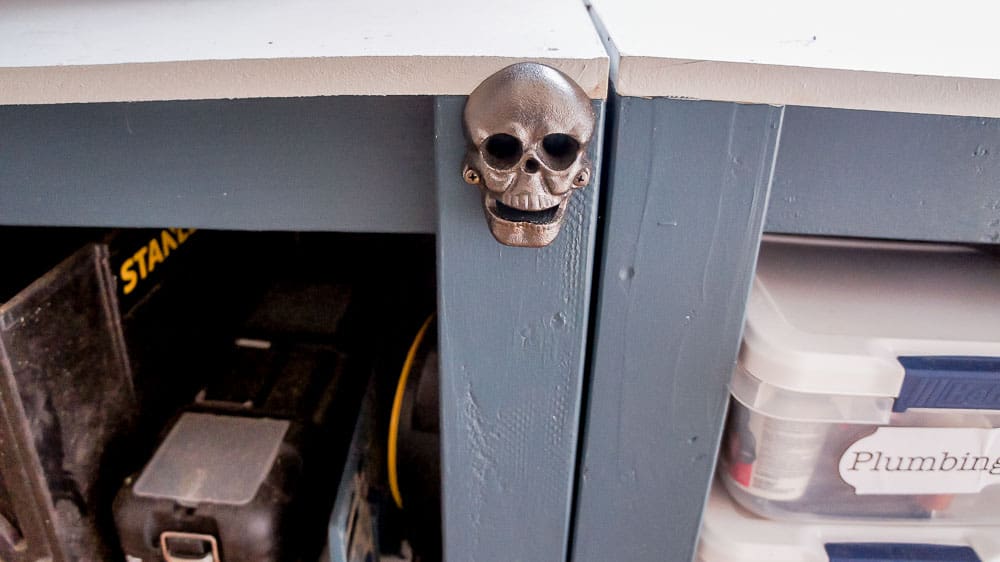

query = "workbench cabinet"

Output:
[[0, 1, 609, 561]]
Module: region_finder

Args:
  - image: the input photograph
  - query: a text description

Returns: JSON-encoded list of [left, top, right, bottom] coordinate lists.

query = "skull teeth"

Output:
[[502, 193, 560, 211]]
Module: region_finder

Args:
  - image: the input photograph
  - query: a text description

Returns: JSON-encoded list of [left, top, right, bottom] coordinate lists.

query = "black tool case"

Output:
[[114, 295, 368, 562], [115, 411, 302, 562]]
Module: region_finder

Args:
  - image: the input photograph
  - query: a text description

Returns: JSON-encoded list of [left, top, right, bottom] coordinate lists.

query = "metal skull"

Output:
[[462, 63, 595, 248]]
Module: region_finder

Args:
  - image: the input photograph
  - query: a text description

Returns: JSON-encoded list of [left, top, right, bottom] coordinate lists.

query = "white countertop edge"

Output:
[[0, 56, 609, 105], [616, 56, 1000, 118]]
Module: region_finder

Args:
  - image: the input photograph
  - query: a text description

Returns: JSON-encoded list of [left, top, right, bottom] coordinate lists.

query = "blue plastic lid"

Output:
[[894, 356, 1000, 412], [825, 543, 981, 562]]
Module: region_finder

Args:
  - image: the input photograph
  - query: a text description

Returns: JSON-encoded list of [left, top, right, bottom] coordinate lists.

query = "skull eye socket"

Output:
[[540, 134, 581, 171], [483, 134, 523, 170]]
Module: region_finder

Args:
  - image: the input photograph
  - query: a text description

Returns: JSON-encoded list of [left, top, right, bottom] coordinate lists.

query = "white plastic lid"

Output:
[[698, 484, 1000, 562], [740, 235, 1000, 398], [134, 413, 290, 506]]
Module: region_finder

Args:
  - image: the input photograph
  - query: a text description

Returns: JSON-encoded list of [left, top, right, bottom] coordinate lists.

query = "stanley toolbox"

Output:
[[115, 277, 369, 562]]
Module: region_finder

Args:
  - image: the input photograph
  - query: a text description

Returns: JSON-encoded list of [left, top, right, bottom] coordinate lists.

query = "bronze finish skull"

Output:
[[462, 63, 595, 248]]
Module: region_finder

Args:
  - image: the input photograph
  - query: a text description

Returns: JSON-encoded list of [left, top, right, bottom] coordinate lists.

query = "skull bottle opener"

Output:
[[462, 63, 596, 248]]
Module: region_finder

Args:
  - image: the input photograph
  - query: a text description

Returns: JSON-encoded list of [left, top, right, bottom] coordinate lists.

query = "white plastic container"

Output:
[[719, 235, 1000, 522], [698, 482, 1000, 562]]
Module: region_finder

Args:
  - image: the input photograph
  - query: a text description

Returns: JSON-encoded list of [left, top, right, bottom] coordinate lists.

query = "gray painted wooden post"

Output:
[[572, 96, 783, 562], [434, 96, 603, 562]]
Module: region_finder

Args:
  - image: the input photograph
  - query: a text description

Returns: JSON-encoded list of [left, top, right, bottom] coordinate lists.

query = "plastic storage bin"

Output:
[[0, 244, 137, 561], [698, 483, 1000, 562], [719, 236, 1000, 522]]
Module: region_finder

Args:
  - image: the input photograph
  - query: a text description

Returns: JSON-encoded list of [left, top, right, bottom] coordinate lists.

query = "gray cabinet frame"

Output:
[[4, 81, 998, 562]]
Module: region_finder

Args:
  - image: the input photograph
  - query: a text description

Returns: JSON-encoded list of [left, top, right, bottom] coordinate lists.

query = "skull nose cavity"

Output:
[[524, 158, 540, 174]]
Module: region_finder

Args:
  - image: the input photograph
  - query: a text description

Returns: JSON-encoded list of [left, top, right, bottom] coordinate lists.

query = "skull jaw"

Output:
[[482, 195, 568, 247]]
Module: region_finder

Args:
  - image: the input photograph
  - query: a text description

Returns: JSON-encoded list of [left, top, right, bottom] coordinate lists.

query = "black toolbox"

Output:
[[114, 278, 369, 562]]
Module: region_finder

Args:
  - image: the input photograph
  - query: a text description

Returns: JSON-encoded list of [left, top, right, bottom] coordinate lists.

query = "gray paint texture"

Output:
[[572, 96, 783, 562], [0, 97, 435, 232], [435, 97, 602, 562], [767, 106, 1000, 244]]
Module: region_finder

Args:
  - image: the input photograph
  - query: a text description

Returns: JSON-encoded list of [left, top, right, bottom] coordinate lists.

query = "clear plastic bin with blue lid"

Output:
[[720, 235, 1000, 522], [698, 483, 1000, 562]]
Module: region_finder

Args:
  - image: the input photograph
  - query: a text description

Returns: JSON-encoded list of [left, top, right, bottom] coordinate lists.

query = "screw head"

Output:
[[463, 168, 480, 185]]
